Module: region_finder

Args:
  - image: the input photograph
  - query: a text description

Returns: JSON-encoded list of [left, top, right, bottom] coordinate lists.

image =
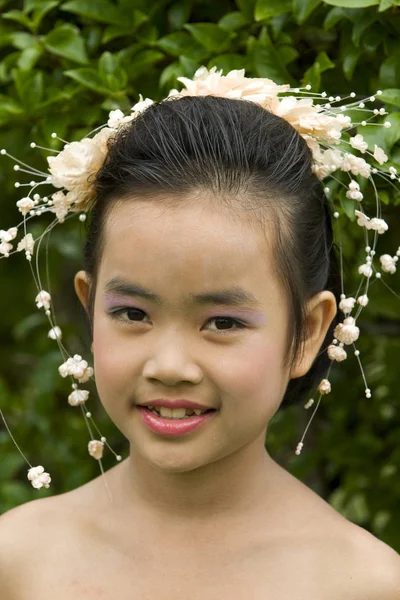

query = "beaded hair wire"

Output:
[[0, 66, 399, 490]]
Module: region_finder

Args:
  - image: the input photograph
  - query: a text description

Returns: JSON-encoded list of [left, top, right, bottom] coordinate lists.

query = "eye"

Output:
[[205, 316, 246, 334], [107, 308, 246, 335], [108, 307, 148, 323]]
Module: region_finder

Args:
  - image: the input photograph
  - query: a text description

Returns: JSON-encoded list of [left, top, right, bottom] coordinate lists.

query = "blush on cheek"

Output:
[[218, 341, 286, 411]]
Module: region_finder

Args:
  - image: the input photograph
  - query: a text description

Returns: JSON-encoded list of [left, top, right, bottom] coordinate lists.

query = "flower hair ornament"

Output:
[[1, 65, 399, 490]]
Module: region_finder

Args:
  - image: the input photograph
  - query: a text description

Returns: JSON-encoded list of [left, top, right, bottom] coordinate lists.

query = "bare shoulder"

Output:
[[0, 493, 85, 599], [330, 520, 400, 600]]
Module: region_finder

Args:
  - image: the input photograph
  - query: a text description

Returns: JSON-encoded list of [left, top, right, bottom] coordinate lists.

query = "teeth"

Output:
[[146, 406, 208, 419]]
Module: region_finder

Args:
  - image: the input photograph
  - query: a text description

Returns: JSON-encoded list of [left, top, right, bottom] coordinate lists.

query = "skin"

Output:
[[74, 196, 337, 529]]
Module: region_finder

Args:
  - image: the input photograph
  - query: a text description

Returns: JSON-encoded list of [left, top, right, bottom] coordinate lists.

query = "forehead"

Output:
[[98, 198, 279, 305]]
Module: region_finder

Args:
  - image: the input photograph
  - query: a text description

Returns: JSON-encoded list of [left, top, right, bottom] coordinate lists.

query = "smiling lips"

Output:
[[138, 398, 215, 410]]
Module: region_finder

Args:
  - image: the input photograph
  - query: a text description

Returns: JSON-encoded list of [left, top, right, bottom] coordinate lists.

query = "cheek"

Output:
[[217, 338, 286, 405], [92, 316, 138, 401]]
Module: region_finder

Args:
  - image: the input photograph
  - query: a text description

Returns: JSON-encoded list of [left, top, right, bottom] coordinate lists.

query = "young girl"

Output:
[[1, 70, 399, 599]]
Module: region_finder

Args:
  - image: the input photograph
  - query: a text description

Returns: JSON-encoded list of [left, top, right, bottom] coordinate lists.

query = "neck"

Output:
[[114, 433, 279, 526]]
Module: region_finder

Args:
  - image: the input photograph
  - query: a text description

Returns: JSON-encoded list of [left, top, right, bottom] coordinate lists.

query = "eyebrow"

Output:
[[104, 277, 261, 308]]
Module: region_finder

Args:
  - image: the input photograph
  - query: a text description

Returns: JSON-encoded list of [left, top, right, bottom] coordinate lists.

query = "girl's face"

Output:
[[77, 199, 301, 472]]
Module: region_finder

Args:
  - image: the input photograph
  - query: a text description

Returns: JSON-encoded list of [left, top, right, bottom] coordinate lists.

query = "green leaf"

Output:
[[218, 11, 250, 30], [252, 27, 297, 85], [12, 68, 44, 108], [279, 45, 300, 66], [302, 51, 335, 90], [98, 51, 127, 91], [17, 44, 44, 71], [184, 23, 236, 53], [159, 60, 184, 90], [292, 0, 321, 24], [43, 23, 89, 65], [157, 32, 208, 62], [123, 49, 164, 79], [61, 0, 125, 26], [2, 10, 33, 30], [323, 0, 379, 6], [167, 0, 192, 30], [0, 95, 23, 125], [101, 10, 147, 44], [380, 56, 400, 89], [342, 47, 361, 80], [379, 89, 400, 108], [31, 1, 59, 32], [255, 0, 292, 21], [378, 0, 396, 10], [8, 32, 36, 50], [235, 0, 257, 20], [206, 54, 248, 73], [64, 68, 111, 95], [323, 7, 349, 29], [384, 113, 400, 151], [351, 8, 376, 47]]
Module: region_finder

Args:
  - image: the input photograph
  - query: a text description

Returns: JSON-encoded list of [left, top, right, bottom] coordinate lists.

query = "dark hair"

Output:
[[83, 95, 341, 407]]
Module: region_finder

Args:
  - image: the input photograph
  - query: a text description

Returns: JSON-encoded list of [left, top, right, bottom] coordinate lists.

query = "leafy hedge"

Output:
[[0, 0, 399, 550]]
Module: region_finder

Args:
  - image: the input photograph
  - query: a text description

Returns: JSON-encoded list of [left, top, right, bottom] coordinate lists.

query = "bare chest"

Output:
[[20, 533, 339, 600]]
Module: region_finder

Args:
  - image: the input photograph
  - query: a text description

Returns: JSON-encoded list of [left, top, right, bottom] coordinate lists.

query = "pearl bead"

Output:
[[86, 412, 91, 418], [100, 436, 106, 443]]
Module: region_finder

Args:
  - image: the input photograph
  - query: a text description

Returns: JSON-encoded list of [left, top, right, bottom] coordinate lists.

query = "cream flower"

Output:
[[108, 109, 135, 128], [131, 94, 154, 113], [341, 154, 371, 178], [0, 227, 18, 242], [339, 296, 356, 314], [58, 354, 94, 383], [47, 128, 113, 209], [327, 344, 347, 362], [380, 254, 397, 274], [373, 145, 388, 165], [350, 134, 368, 153], [334, 317, 360, 345], [272, 96, 346, 143], [48, 326, 62, 340], [369, 217, 388, 234], [0, 241, 13, 256], [50, 191, 73, 223], [88, 440, 104, 460], [27, 465, 51, 489], [35, 290, 51, 310], [16, 197, 35, 215], [173, 66, 289, 109], [318, 379, 331, 394], [346, 180, 363, 201], [355, 210, 370, 229], [17, 233, 35, 253], [358, 263, 373, 278], [68, 389, 89, 407], [357, 294, 369, 306]]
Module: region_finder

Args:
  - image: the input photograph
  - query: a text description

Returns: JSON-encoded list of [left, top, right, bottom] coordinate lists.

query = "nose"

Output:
[[142, 330, 203, 386]]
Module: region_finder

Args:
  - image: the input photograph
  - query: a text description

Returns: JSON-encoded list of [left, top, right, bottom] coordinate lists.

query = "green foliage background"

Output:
[[0, 0, 400, 550]]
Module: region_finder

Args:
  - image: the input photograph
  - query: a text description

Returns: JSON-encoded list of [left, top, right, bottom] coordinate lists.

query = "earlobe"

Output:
[[74, 270, 91, 314], [289, 291, 337, 380]]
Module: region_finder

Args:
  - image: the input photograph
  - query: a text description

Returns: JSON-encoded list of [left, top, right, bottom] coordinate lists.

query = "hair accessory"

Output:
[[1, 66, 399, 487]]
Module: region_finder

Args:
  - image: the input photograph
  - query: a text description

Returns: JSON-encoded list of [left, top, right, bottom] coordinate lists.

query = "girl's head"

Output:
[[74, 96, 338, 469]]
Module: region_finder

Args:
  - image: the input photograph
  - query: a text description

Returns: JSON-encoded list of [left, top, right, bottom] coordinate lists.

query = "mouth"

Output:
[[137, 406, 217, 419]]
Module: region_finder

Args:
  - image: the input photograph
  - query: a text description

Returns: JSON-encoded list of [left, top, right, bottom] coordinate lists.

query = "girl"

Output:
[[1, 73, 399, 599]]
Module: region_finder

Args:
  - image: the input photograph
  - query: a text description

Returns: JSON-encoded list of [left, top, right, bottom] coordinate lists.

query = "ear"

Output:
[[289, 291, 337, 380], [74, 270, 92, 315]]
